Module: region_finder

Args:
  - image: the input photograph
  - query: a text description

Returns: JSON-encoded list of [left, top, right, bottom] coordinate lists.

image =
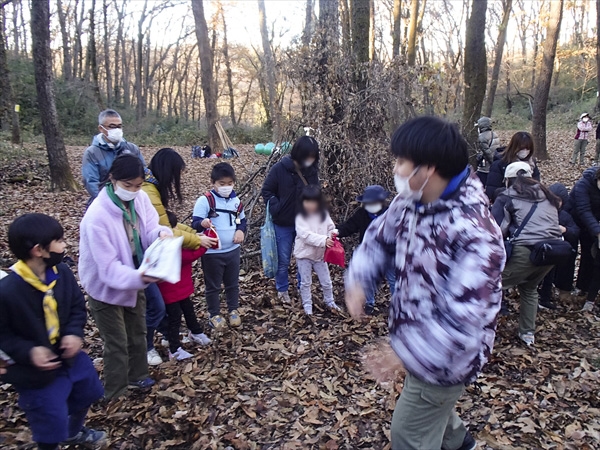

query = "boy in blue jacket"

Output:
[[0, 214, 105, 450], [192, 163, 247, 330]]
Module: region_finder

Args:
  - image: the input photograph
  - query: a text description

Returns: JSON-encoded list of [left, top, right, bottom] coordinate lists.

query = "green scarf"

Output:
[[106, 184, 145, 265]]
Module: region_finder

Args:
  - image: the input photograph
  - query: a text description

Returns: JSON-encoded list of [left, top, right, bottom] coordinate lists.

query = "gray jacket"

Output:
[[492, 186, 562, 246], [477, 129, 500, 174]]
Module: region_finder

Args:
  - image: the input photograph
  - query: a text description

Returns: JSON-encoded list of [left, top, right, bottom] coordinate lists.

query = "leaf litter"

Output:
[[0, 133, 598, 449]]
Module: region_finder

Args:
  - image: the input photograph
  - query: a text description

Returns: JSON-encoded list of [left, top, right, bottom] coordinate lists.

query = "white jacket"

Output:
[[294, 212, 335, 261]]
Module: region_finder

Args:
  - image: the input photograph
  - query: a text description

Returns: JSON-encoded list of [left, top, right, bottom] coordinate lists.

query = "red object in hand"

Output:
[[324, 237, 345, 268], [204, 227, 221, 249]]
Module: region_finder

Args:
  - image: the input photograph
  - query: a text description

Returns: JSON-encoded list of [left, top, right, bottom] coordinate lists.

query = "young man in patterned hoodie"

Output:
[[346, 116, 506, 450]]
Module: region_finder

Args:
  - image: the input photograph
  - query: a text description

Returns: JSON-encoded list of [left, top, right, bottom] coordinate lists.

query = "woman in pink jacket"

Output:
[[293, 185, 341, 315], [79, 155, 172, 399]]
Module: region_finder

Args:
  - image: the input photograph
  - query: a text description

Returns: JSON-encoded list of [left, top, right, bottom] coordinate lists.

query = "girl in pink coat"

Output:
[[293, 185, 341, 315]]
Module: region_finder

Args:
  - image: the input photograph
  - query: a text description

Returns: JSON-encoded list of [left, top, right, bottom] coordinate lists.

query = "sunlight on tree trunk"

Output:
[[484, 0, 512, 118], [191, 0, 220, 152], [258, 0, 281, 141], [462, 0, 488, 152], [532, 0, 564, 160], [30, 0, 78, 191], [392, 0, 402, 58]]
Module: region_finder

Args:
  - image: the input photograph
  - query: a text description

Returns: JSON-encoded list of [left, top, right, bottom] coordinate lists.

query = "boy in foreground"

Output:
[[0, 214, 106, 450], [345, 116, 506, 450]]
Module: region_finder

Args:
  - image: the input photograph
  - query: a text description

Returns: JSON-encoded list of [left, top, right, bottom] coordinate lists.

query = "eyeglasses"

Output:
[[101, 124, 123, 130]]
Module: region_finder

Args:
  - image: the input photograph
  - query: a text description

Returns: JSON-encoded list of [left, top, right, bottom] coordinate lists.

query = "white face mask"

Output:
[[102, 126, 123, 144], [364, 203, 383, 214], [114, 184, 139, 202], [216, 186, 233, 198], [597, 181, 600, 190], [394, 166, 429, 202], [304, 159, 316, 168], [517, 149, 530, 160], [583, 118, 589, 123]]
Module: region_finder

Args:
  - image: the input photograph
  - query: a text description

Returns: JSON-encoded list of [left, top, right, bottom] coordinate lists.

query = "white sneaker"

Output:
[[278, 291, 291, 303], [188, 332, 212, 346], [327, 302, 342, 311], [160, 339, 169, 348], [581, 301, 595, 312], [519, 332, 535, 346], [303, 304, 313, 315], [169, 347, 193, 361], [147, 348, 163, 366]]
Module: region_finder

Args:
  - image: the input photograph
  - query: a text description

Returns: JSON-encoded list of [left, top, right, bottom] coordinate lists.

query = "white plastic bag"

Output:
[[139, 236, 183, 284]]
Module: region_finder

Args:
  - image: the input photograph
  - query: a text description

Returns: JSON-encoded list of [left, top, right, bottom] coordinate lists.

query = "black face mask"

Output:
[[43, 251, 65, 268]]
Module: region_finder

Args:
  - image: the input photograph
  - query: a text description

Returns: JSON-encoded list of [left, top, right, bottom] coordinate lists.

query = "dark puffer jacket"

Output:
[[337, 206, 389, 243], [548, 183, 579, 247], [486, 153, 541, 200], [570, 167, 600, 237], [261, 156, 319, 227]]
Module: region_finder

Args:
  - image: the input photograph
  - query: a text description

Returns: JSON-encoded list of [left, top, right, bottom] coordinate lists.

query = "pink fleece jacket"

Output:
[[79, 187, 172, 307], [293, 212, 335, 261]]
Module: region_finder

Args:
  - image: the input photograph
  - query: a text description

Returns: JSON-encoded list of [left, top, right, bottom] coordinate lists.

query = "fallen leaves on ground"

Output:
[[0, 133, 599, 449]]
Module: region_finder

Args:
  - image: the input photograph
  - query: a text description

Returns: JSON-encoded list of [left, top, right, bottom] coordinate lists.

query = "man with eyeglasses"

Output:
[[82, 109, 145, 202]]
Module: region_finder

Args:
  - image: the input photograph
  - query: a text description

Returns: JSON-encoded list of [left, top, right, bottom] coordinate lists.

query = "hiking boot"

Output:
[[519, 332, 535, 346], [229, 310, 242, 328], [147, 349, 163, 366], [169, 347, 194, 361], [128, 377, 155, 390], [581, 301, 595, 312], [364, 304, 375, 316], [277, 291, 291, 304], [303, 304, 313, 315], [538, 300, 557, 310], [61, 427, 108, 449], [188, 332, 212, 346], [499, 302, 510, 317], [209, 315, 226, 330]]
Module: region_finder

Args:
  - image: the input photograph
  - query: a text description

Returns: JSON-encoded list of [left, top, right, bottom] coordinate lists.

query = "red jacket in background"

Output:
[[158, 247, 206, 304]]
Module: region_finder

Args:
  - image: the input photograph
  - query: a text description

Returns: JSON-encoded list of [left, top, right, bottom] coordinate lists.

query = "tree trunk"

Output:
[[114, 0, 124, 103], [406, 0, 419, 66], [87, 0, 102, 106], [103, 0, 112, 105], [30, 0, 78, 191], [484, 0, 512, 117], [351, 0, 370, 65], [339, 0, 351, 56], [302, 0, 313, 46], [136, 0, 148, 120], [73, 0, 83, 79], [462, 0, 488, 150], [392, 0, 402, 58], [11, 0, 19, 56], [369, 0, 375, 61], [191, 0, 220, 151], [532, 0, 564, 160], [258, 0, 280, 140], [596, 0, 600, 112], [56, 0, 72, 80], [220, 3, 236, 126], [0, 4, 19, 143]]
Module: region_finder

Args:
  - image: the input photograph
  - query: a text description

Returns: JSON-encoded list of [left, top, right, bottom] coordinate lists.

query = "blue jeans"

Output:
[[366, 267, 396, 306], [274, 224, 296, 293], [145, 283, 166, 350]]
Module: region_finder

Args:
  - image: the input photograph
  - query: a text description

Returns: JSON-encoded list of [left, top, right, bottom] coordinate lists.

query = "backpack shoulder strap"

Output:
[[203, 191, 216, 214]]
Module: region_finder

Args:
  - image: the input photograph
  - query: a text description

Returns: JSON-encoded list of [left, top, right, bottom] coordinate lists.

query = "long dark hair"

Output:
[[502, 131, 534, 164], [299, 184, 327, 221], [510, 175, 561, 210], [148, 148, 185, 208]]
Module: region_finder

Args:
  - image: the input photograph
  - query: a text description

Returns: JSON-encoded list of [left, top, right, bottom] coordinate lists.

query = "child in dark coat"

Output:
[[160, 212, 212, 360], [538, 184, 580, 309], [0, 214, 106, 450], [337, 185, 395, 315]]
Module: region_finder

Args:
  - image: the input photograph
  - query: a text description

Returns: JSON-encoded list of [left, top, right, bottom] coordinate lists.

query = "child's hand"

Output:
[[233, 230, 245, 244], [30, 346, 61, 371], [326, 237, 334, 248], [141, 272, 161, 284], [559, 225, 567, 234], [159, 231, 170, 240], [362, 338, 405, 383], [60, 335, 83, 359], [201, 219, 212, 229], [199, 235, 219, 249]]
